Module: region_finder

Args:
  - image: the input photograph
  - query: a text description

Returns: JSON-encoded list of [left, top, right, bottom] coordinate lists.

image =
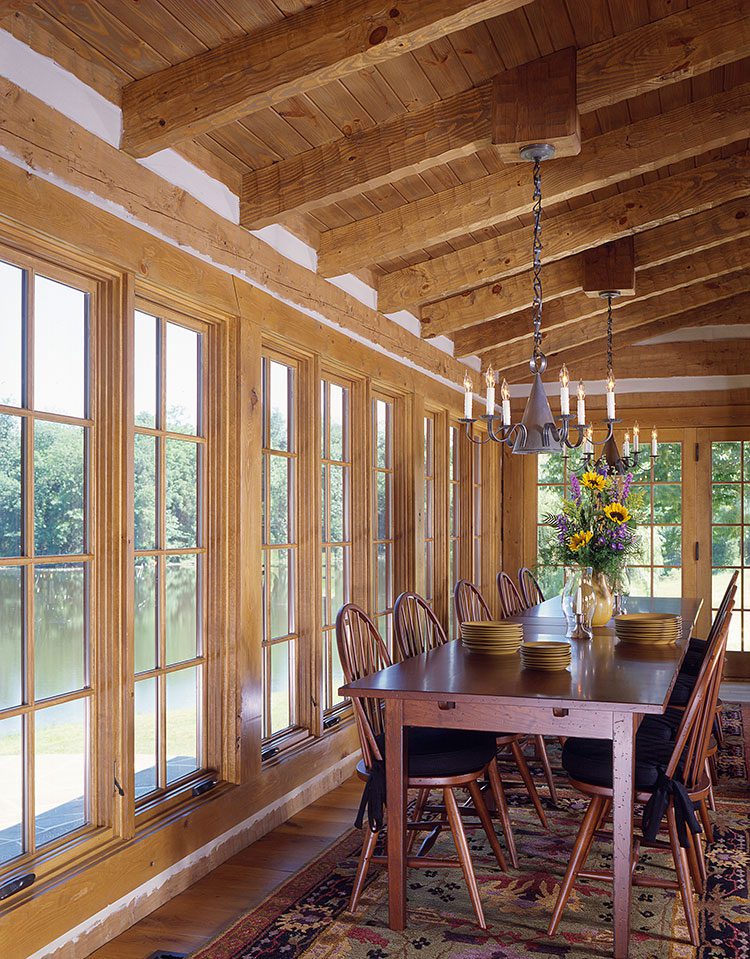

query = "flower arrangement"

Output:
[[541, 465, 644, 584]]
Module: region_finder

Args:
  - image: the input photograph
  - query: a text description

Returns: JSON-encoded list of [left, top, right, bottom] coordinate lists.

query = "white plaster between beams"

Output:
[[639, 324, 750, 344], [508, 375, 750, 398]]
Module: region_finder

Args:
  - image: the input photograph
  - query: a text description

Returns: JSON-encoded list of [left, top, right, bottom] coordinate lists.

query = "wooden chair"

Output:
[[496, 571, 526, 617], [336, 603, 510, 928], [453, 579, 557, 822], [548, 600, 734, 946], [518, 566, 545, 608]]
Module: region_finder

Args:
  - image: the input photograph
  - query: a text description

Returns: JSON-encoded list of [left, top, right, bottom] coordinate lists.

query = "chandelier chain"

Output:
[[606, 293, 614, 375], [531, 157, 544, 360]]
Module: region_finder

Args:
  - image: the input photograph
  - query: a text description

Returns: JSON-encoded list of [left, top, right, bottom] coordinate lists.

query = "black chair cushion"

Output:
[[562, 732, 675, 791], [679, 637, 708, 677], [640, 707, 684, 742], [375, 727, 498, 779], [669, 673, 695, 707]]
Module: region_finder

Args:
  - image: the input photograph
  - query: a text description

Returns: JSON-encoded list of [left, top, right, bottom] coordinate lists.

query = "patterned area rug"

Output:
[[194, 705, 750, 959]]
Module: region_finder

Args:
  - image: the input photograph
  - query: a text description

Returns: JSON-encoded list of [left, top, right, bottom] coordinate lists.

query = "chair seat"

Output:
[[669, 673, 696, 707], [640, 706, 685, 741], [562, 733, 675, 791], [679, 637, 708, 677], [373, 727, 498, 779]]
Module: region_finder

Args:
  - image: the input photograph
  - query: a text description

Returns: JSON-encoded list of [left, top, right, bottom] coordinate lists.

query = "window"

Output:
[[627, 443, 683, 598], [449, 424, 461, 637], [0, 261, 95, 869], [261, 356, 298, 742], [372, 397, 394, 648], [423, 415, 435, 605], [710, 441, 749, 651], [473, 442, 483, 585], [133, 309, 208, 806], [321, 379, 351, 717], [536, 448, 583, 596]]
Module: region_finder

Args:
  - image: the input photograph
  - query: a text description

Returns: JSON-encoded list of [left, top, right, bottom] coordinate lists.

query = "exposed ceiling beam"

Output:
[[488, 271, 750, 377], [120, 0, 531, 158], [572, 340, 750, 380], [422, 198, 750, 337], [241, 0, 750, 228], [457, 236, 750, 358], [377, 152, 750, 312], [0, 2, 35, 17], [319, 80, 750, 274]]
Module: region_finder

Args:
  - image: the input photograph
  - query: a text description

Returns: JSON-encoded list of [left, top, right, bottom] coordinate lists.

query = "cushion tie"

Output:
[[355, 759, 386, 832], [641, 767, 702, 848]]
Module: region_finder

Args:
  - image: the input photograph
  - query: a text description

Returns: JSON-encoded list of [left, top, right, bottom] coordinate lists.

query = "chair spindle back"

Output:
[[454, 580, 492, 626], [518, 567, 545, 608], [394, 591, 447, 660], [497, 571, 525, 618]]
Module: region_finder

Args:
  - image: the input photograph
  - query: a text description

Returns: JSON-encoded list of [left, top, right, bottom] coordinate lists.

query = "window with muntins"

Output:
[[372, 397, 394, 648]]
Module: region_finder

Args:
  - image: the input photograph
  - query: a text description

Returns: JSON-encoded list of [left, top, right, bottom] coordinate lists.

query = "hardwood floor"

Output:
[[89, 776, 363, 959]]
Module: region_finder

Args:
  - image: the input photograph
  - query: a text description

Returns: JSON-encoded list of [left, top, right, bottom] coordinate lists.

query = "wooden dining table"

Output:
[[341, 594, 702, 959]]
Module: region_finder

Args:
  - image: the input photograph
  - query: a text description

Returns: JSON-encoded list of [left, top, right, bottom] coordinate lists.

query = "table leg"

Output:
[[611, 713, 636, 959], [385, 697, 407, 930]]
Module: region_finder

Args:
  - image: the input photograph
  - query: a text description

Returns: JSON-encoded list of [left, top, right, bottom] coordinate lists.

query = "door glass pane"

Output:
[[166, 439, 198, 547], [0, 716, 22, 865], [329, 383, 345, 461], [269, 549, 292, 639], [269, 642, 291, 735], [134, 433, 157, 550], [267, 361, 291, 452], [0, 414, 22, 556], [166, 554, 198, 665], [134, 556, 157, 674], [34, 563, 86, 700], [710, 441, 747, 652], [35, 699, 87, 847], [0, 261, 22, 407], [166, 666, 199, 784], [166, 323, 199, 435], [0, 566, 23, 710], [134, 311, 157, 428], [34, 421, 85, 556], [34, 276, 86, 419], [269, 455, 291, 544], [134, 678, 157, 799]]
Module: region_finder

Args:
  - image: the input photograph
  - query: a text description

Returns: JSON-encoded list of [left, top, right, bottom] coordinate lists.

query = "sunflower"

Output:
[[604, 503, 631, 525], [581, 471, 607, 492], [569, 530, 593, 552]]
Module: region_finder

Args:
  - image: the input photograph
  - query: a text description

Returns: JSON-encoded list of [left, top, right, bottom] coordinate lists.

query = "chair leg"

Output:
[[692, 828, 707, 891], [487, 759, 519, 869], [707, 752, 718, 786], [510, 740, 548, 829], [714, 712, 725, 750], [548, 796, 606, 937], [534, 735, 558, 806], [667, 805, 699, 947], [407, 788, 429, 854], [467, 778, 508, 872], [350, 826, 378, 913], [684, 830, 704, 895], [595, 798, 611, 832], [444, 787, 487, 930], [698, 798, 714, 845], [705, 759, 716, 812]]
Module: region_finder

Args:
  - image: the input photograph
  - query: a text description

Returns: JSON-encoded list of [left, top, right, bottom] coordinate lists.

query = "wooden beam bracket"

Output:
[[582, 238, 636, 297]]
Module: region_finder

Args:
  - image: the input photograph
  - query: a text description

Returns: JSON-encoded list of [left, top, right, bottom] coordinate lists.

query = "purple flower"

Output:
[[621, 472, 633, 502], [570, 473, 582, 502]]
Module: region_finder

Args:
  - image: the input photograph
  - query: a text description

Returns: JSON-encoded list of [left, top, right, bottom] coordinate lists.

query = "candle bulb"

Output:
[[623, 430, 630, 458], [501, 378, 511, 426], [577, 380, 586, 425], [652, 427, 658, 457], [485, 366, 496, 416], [633, 422, 640, 454], [606, 368, 616, 420], [559, 365, 570, 415], [575, 586, 583, 615], [584, 427, 594, 455], [463, 373, 473, 420]]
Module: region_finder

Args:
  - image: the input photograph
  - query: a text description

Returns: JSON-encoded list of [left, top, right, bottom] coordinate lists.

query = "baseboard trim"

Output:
[[34, 752, 359, 959]]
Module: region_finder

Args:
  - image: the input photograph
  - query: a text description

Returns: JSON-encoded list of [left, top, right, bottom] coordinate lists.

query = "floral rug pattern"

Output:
[[194, 705, 750, 959]]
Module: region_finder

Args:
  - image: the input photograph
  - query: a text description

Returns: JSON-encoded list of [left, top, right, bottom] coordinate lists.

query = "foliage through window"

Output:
[[449, 424, 461, 638], [372, 398, 394, 648], [710, 442, 750, 651], [423, 415, 435, 606]]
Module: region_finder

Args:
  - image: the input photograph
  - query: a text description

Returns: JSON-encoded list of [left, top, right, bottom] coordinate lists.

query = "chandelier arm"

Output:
[[459, 419, 492, 445]]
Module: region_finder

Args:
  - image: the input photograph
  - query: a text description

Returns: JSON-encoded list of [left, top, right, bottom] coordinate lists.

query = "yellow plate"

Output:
[[522, 662, 570, 671]]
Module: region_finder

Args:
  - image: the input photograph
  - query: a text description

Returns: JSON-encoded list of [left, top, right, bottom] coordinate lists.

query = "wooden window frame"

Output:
[[423, 413, 436, 606], [371, 391, 397, 651]]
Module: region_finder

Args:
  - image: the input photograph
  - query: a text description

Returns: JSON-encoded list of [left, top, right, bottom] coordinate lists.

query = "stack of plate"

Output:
[[520, 641, 572, 671], [614, 613, 682, 645], [460, 620, 523, 655]]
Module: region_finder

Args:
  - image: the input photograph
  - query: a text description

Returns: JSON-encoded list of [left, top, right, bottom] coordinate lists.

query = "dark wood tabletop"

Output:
[[341, 596, 702, 714]]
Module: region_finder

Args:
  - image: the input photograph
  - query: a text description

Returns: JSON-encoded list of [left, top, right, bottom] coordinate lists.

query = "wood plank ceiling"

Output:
[[3, 0, 749, 380]]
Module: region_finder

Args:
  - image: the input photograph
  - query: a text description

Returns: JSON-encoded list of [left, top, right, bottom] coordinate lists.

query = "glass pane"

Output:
[[134, 433, 157, 550], [538, 565, 564, 598], [727, 611, 742, 652], [329, 465, 346, 542], [653, 443, 681, 483], [330, 544, 347, 620], [653, 567, 682, 597], [538, 452, 564, 484], [166, 554, 198, 665], [375, 400, 389, 468], [134, 677, 157, 799], [376, 543, 390, 613], [35, 563, 85, 700], [636, 529, 652, 566], [424, 417, 433, 474], [134, 310, 157, 428], [0, 261, 23, 407], [269, 454, 292, 544], [330, 383, 346, 462], [745, 442, 750, 482], [134, 556, 157, 674], [166, 438, 198, 547], [166, 323, 200, 435], [712, 484, 741, 524], [538, 484, 564, 517], [744, 487, 750, 525], [34, 276, 86, 418], [34, 420, 85, 556], [35, 699, 87, 846], [0, 414, 22, 556], [166, 666, 199, 784], [269, 548, 293, 639], [0, 566, 23, 710], [0, 715, 23, 865], [376, 471, 388, 540], [268, 361, 291, 452], [652, 485, 681, 524], [321, 547, 330, 628], [330, 635, 345, 709], [627, 566, 651, 596], [712, 442, 741, 482], [653, 526, 681, 566], [713, 526, 741, 566], [270, 641, 291, 735], [712, 568, 736, 609]]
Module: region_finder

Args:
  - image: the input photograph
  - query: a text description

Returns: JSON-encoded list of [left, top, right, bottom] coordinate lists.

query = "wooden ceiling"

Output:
[[3, 0, 749, 380]]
